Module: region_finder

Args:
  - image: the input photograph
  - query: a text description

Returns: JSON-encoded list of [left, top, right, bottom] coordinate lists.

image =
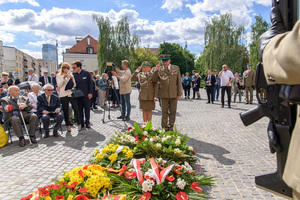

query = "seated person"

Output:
[[27, 83, 42, 115], [0, 85, 8, 124], [1, 86, 39, 147], [37, 84, 63, 138]]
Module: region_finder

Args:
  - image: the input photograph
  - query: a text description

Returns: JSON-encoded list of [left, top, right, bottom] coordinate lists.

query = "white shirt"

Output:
[[28, 74, 39, 82], [111, 76, 119, 90], [219, 70, 234, 87], [27, 91, 42, 112]]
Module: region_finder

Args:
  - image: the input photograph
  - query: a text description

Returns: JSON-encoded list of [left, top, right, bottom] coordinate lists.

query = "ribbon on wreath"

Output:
[[115, 145, 130, 154], [131, 159, 145, 185], [150, 157, 174, 185]]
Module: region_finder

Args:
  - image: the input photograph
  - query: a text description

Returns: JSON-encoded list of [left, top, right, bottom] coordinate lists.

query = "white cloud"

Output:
[[0, 0, 40, 7], [19, 48, 42, 59], [161, 0, 183, 13], [0, 31, 15, 43], [254, 0, 271, 7]]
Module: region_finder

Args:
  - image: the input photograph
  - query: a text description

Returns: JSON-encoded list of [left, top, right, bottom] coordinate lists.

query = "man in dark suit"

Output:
[[51, 72, 57, 88], [205, 69, 216, 104], [39, 71, 51, 86], [37, 84, 63, 138]]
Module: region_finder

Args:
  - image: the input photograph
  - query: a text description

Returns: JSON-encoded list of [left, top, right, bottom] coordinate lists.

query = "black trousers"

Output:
[[41, 113, 64, 133], [206, 86, 214, 103], [192, 87, 196, 98], [184, 85, 190, 97], [221, 86, 232, 106], [77, 96, 91, 126], [60, 96, 81, 126]]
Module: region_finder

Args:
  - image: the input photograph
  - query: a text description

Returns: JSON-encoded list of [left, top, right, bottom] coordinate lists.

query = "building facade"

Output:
[[42, 43, 58, 62], [63, 35, 98, 72]]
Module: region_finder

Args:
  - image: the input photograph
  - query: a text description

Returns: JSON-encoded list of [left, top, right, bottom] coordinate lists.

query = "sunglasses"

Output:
[[45, 89, 53, 91], [72, 67, 77, 69], [2, 75, 8, 76], [62, 67, 69, 69]]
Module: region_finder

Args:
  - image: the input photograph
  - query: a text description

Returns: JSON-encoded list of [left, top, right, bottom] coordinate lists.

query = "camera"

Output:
[[105, 62, 116, 80]]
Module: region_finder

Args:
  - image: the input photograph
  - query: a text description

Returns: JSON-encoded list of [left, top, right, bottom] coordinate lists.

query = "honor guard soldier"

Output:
[[152, 55, 181, 131]]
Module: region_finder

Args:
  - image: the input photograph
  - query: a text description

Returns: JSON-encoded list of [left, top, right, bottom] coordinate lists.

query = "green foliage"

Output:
[[249, 15, 270, 70], [93, 15, 140, 72], [159, 42, 195, 75], [196, 13, 248, 74], [133, 47, 160, 70]]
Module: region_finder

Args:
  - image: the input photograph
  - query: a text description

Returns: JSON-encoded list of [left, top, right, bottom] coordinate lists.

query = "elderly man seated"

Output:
[[37, 84, 63, 138], [1, 86, 39, 147], [0, 85, 8, 124]]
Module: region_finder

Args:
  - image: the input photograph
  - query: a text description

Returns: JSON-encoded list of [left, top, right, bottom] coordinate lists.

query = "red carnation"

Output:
[[141, 136, 146, 141], [55, 195, 65, 200], [152, 137, 156, 141], [176, 192, 188, 200], [190, 182, 203, 193], [65, 182, 78, 189], [135, 136, 139, 141], [78, 187, 88, 193], [38, 186, 47, 191], [128, 127, 133, 131], [140, 192, 151, 200], [144, 175, 156, 181], [76, 194, 88, 200], [21, 194, 33, 200], [41, 189, 50, 196], [166, 175, 175, 182], [125, 170, 137, 179]]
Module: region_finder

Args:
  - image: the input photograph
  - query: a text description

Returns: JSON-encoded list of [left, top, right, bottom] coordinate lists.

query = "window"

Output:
[[87, 47, 94, 54]]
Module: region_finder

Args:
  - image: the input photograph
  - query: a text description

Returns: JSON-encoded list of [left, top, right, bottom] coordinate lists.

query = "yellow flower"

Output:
[[108, 153, 118, 163], [125, 150, 133, 158], [67, 195, 74, 200], [45, 196, 52, 200], [94, 149, 99, 156]]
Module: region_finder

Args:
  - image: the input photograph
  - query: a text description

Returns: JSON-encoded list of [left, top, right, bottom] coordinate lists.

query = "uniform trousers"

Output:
[[245, 86, 253, 103], [8, 112, 39, 137], [161, 98, 177, 131], [77, 96, 91, 126]]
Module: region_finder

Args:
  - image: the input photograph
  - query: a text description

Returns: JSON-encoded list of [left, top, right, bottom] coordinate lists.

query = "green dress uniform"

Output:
[[152, 64, 181, 131], [263, 20, 300, 199], [131, 71, 158, 110]]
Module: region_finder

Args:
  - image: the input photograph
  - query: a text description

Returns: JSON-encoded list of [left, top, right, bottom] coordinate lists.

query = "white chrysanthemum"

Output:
[[157, 158, 163, 163], [142, 179, 155, 192], [156, 143, 162, 148], [175, 139, 181, 146], [161, 137, 167, 143], [143, 131, 148, 136], [177, 136, 181, 139], [145, 169, 154, 178], [176, 178, 186, 190], [151, 127, 156, 131], [144, 138, 149, 141], [183, 161, 193, 173], [166, 136, 172, 139], [174, 148, 181, 154], [188, 146, 193, 151]]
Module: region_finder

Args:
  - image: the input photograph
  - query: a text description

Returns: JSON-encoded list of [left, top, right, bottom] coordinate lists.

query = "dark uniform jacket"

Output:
[[132, 71, 158, 101], [152, 65, 182, 99], [37, 93, 61, 115]]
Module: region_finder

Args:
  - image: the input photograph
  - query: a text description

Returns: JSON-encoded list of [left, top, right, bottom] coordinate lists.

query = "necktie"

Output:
[[46, 96, 50, 105], [45, 77, 48, 84]]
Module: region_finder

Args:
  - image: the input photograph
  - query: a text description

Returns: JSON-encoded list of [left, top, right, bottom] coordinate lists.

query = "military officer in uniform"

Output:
[[131, 61, 158, 124], [152, 55, 181, 131], [259, 7, 300, 199], [243, 64, 255, 104]]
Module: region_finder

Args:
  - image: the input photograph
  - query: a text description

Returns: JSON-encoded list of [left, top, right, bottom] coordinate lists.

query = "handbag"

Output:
[[237, 82, 244, 90], [0, 124, 8, 147], [71, 88, 85, 98]]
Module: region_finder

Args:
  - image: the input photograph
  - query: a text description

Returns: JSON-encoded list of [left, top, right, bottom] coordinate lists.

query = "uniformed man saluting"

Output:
[[152, 55, 181, 131]]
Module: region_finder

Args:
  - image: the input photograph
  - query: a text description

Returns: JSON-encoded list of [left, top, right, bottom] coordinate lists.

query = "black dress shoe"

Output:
[[19, 138, 26, 147], [30, 136, 38, 144], [221, 105, 224, 108], [123, 116, 130, 121], [93, 106, 98, 110], [206, 102, 210, 104], [53, 132, 59, 137], [86, 124, 91, 128], [228, 105, 231, 108], [117, 115, 124, 119], [44, 133, 49, 138]]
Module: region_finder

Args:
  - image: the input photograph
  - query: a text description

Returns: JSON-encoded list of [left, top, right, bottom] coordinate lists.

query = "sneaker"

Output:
[[117, 115, 124, 119]]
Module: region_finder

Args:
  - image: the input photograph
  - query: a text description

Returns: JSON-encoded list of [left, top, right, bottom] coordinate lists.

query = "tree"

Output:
[[249, 15, 270, 70], [93, 15, 140, 72], [159, 42, 195, 75], [133, 48, 160, 70], [196, 13, 248, 74]]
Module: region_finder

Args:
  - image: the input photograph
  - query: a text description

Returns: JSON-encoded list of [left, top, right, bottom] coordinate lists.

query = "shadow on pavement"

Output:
[[189, 137, 236, 166]]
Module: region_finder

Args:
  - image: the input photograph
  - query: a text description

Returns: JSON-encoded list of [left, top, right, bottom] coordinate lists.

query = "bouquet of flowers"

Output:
[[89, 144, 135, 170], [108, 157, 214, 200], [21, 164, 113, 200], [110, 122, 196, 163]]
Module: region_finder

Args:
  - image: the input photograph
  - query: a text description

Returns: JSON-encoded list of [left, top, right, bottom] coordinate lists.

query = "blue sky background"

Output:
[[0, 0, 272, 63]]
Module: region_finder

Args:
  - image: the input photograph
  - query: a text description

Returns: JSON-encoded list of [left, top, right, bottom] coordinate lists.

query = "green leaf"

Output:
[[134, 122, 141, 133], [144, 120, 153, 131]]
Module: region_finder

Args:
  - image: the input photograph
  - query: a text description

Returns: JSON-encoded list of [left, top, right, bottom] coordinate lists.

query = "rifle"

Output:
[[240, 0, 299, 198]]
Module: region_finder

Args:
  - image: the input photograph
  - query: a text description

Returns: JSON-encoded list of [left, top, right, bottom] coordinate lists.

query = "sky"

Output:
[[0, 0, 272, 63]]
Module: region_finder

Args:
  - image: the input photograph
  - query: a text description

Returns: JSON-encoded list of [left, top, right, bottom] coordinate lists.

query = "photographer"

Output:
[[112, 60, 132, 121], [258, 7, 300, 199]]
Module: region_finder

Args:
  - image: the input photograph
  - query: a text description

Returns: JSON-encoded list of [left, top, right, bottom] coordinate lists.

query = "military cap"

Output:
[[160, 54, 171, 62], [247, 63, 252, 67], [142, 61, 150, 66]]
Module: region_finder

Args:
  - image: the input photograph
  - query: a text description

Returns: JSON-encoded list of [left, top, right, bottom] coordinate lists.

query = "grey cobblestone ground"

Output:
[[0, 88, 286, 200]]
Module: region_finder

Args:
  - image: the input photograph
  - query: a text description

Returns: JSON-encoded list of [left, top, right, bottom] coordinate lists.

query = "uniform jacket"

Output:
[[1, 95, 33, 122], [119, 68, 132, 95], [263, 20, 300, 195], [243, 70, 255, 86], [204, 74, 216, 86], [152, 65, 181, 99], [132, 71, 158, 101], [37, 93, 61, 115]]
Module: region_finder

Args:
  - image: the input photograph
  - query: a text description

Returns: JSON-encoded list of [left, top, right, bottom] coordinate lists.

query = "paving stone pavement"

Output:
[[0, 88, 287, 200]]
